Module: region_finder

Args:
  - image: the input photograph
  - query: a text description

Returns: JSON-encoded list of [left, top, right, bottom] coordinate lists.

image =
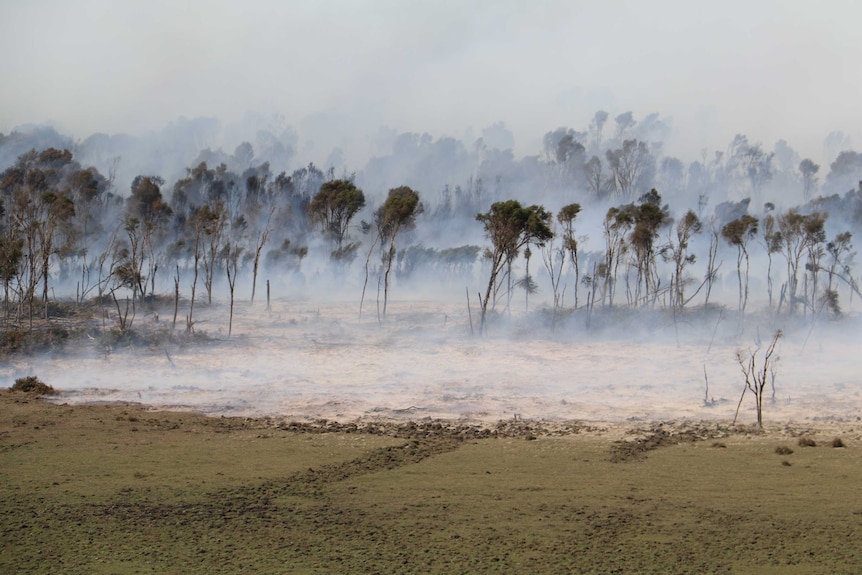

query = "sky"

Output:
[[2, 0, 861, 165]]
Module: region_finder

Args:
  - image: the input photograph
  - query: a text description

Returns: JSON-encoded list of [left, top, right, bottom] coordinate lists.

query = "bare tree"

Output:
[[733, 329, 782, 428], [250, 206, 274, 305], [541, 231, 566, 325], [224, 241, 242, 337]]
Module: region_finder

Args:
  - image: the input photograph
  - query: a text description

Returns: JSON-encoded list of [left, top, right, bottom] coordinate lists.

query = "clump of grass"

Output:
[[832, 438, 846, 448], [798, 437, 817, 447], [9, 376, 57, 396], [775, 445, 794, 455]]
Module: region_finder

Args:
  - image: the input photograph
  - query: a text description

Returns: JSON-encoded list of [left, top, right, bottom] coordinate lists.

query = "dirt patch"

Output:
[[610, 421, 740, 462]]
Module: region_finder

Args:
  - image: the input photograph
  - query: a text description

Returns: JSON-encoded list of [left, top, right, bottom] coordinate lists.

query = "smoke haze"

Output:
[[3, 1, 861, 165], [2, 1, 862, 426]]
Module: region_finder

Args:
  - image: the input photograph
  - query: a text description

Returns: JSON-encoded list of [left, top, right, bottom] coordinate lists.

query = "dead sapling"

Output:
[[733, 329, 782, 428]]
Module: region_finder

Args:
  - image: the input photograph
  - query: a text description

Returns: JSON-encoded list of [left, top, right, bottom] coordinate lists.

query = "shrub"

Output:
[[797, 437, 817, 447], [10, 376, 57, 396], [832, 438, 846, 448], [774, 446, 794, 455]]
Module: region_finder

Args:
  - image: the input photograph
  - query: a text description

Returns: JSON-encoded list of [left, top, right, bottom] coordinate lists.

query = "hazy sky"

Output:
[[2, 0, 860, 163]]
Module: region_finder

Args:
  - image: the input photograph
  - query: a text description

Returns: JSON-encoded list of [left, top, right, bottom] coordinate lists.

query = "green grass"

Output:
[[2, 393, 861, 574]]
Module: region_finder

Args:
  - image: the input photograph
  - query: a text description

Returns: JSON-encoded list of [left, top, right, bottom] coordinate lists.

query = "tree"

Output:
[[777, 209, 827, 314], [602, 204, 635, 306], [606, 139, 654, 201], [557, 203, 581, 308], [0, 149, 79, 321], [224, 238, 242, 337], [127, 176, 171, 223], [250, 206, 274, 305], [308, 179, 365, 252], [722, 214, 758, 316], [476, 200, 553, 333], [760, 211, 783, 311], [627, 190, 670, 306], [199, 202, 228, 306], [726, 135, 773, 205], [823, 150, 862, 195], [734, 330, 782, 428], [662, 210, 702, 311], [821, 231, 854, 316], [799, 159, 820, 202], [375, 186, 422, 318], [589, 110, 609, 152], [584, 155, 607, 198], [184, 203, 225, 331], [0, 235, 23, 320], [825, 231, 854, 294]]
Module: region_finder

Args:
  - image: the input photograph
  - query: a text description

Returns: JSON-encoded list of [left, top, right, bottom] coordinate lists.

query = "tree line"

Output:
[[1, 113, 862, 336]]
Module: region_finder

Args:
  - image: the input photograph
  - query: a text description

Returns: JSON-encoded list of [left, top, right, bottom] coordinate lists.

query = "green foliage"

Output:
[[375, 185, 423, 241], [309, 179, 366, 248], [476, 200, 554, 259]]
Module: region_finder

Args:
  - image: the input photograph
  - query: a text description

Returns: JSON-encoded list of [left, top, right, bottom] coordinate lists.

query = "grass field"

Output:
[[2, 391, 862, 574]]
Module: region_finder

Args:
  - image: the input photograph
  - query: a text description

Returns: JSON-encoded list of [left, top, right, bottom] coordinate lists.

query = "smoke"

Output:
[[3, 2, 862, 423]]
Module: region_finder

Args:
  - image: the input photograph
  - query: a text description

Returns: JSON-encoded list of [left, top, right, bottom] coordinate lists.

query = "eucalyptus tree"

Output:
[[476, 200, 553, 333], [759, 210, 783, 311], [661, 210, 702, 311], [183, 203, 225, 331], [557, 203, 582, 307], [605, 139, 654, 201], [825, 231, 854, 294], [722, 214, 759, 316], [777, 209, 827, 314], [375, 186, 423, 318], [0, 148, 80, 321], [0, 235, 23, 320], [628, 190, 670, 306], [308, 179, 365, 253], [799, 159, 820, 203], [200, 201, 228, 306], [126, 176, 172, 300], [602, 203, 635, 306]]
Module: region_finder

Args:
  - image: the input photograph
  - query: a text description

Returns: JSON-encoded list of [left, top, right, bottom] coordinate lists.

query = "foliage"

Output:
[[476, 200, 553, 331], [10, 375, 56, 395], [309, 179, 365, 251]]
